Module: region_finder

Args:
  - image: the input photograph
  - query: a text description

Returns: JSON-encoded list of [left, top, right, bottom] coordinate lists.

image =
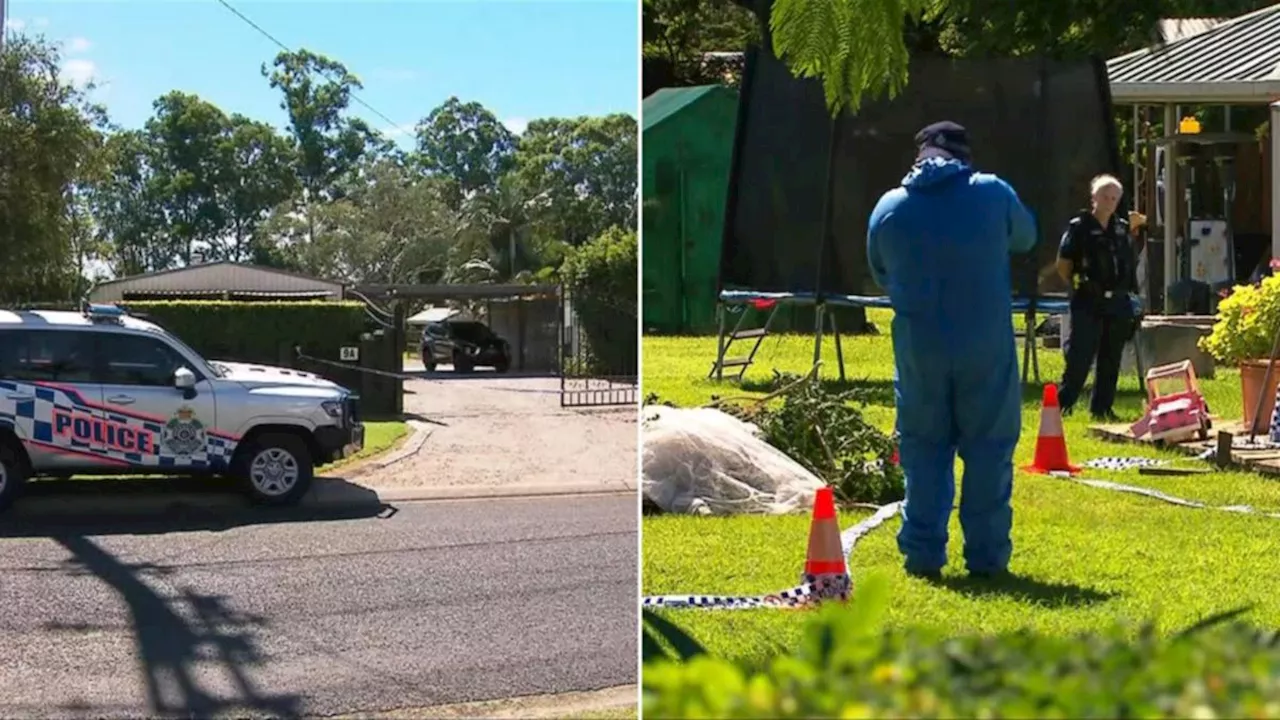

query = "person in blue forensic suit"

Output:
[[866, 121, 1038, 580]]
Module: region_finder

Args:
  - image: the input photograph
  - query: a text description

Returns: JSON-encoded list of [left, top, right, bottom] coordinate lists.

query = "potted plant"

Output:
[[1199, 273, 1280, 433]]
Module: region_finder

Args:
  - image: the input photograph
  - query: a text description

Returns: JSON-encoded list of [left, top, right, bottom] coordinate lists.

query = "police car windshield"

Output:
[[156, 330, 223, 377]]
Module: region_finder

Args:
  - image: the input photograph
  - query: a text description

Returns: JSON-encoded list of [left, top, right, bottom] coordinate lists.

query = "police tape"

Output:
[[642, 469, 1280, 612], [641, 501, 903, 611], [294, 349, 422, 381], [1054, 471, 1280, 518]]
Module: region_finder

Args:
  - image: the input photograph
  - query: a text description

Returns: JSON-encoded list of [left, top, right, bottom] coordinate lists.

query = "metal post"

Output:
[[1, 0, 7, 53], [1272, 102, 1280, 264], [1163, 104, 1179, 313], [1132, 104, 1140, 205]]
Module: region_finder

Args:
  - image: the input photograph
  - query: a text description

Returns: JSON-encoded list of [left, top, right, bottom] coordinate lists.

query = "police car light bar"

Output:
[[84, 303, 127, 322]]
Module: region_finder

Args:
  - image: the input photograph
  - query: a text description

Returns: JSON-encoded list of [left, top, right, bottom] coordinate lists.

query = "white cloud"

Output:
[[32, 17, 49, 28], [60, 58, 96, 88], [66, 36, 92, 53], [7, 18, 25, 31], [503, 117, 528, 135]]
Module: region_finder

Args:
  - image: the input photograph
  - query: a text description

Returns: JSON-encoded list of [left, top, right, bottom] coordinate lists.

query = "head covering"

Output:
[[914, 121, 972, 163]]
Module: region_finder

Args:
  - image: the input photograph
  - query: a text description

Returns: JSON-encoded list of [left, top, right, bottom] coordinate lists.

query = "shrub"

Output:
[[643, 578, 1275, 719], [1200, 274, 1280, 365], [124, 300, 367, 367], [720, 372, 904, 506], [560, 225, 638, 377]]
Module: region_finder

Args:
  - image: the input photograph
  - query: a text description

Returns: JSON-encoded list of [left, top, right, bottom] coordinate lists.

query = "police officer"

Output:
[[1056, 174, 1145, 421]]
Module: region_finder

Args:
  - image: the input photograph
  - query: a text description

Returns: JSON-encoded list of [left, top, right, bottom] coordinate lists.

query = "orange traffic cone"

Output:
[[802, 486, 851, 603], [1023, 384, 1080, 475]]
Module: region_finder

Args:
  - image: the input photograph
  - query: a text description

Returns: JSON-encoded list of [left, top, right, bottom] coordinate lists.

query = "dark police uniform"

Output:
[[1057, 210, 1140, 418]]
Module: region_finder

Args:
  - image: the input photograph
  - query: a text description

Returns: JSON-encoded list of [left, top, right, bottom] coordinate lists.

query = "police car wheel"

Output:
[[240, 433, 313, 505], [0, 444, 27, 513]]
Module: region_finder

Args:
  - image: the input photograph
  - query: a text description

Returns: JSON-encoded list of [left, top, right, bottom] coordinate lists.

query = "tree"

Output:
[[0, 35, 105, 303], [145, 91, 232, 265], [263, 49, 375, 242], [216, 115, 299, 262], [414, 97, 519, 208], [89, 130, 172, 275], [643, 0, 759, 91], [291, 158, 465, 285], [515, 114, 638, 248]]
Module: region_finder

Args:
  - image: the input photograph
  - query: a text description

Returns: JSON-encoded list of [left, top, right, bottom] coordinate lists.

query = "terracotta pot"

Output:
[[1240, 360, 1280, 434]]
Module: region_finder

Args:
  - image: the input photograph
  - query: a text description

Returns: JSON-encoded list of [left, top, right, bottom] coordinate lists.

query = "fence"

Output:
[[559, 285, 638, 408]]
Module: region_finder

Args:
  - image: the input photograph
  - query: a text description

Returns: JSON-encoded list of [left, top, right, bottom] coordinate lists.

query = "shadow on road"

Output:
[[1, 482, 394, 539], [46, 535, 303, 717]]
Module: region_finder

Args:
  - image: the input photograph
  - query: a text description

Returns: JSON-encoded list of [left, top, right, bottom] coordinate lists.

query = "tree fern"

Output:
[[771, 0, 943, 117]]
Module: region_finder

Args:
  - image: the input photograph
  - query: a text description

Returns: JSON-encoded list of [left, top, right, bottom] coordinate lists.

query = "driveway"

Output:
[[372, 362, 637, 494]]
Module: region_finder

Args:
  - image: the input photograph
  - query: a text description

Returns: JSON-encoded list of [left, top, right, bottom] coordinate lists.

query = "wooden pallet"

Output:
[[1088, 420, 1280, 477]]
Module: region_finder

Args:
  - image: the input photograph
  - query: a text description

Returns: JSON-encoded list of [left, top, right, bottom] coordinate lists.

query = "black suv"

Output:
[[419, 320, 512, 373]]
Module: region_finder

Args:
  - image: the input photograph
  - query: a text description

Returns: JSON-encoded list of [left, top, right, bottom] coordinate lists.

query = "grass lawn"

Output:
[[319, 419, 410, 472], [643, 308, 1280, 664]]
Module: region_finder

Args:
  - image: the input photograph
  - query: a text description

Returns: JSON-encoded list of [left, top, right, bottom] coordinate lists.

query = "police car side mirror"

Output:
[[174, 367, 197, 390]]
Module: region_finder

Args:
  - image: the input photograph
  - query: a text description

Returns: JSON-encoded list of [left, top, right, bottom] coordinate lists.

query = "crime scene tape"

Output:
[[643, 468, 1280, 612], [1055, 472, 1280, 518], [641, 501, 903, 611], [295, 349, 423, 381]]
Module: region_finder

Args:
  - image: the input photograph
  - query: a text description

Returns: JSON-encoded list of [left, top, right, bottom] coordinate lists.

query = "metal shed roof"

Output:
[[643, 85, 735, 132], [88, 262, 345, 303], [1107, 2, 1280, 103], [1157, 17, 1227, 43]]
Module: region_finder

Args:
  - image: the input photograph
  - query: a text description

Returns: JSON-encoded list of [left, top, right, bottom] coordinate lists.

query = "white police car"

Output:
[[0, 304, 364, 512]]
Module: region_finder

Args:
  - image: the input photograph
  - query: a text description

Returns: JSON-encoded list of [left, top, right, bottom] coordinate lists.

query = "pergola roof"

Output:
[[1107, 3, 1280, 104]]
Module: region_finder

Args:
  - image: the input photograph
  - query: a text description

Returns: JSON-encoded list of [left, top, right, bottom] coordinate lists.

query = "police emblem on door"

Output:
[[162, 406, 207, 456]]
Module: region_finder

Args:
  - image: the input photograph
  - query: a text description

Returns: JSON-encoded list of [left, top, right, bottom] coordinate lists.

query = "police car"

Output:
[[0, 303, 365, 512]]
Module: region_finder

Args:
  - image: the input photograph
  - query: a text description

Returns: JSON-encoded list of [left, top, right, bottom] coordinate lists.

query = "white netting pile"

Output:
[[641, 404, 825, 516]]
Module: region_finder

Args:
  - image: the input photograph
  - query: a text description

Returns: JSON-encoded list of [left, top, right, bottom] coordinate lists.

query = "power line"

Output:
[[211, 0, 415, 140]]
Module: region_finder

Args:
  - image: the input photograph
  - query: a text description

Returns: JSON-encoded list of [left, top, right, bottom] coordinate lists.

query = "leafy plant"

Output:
[[770, 0, 938, 116], [560, 226, 638, 377], [1200, 274, 1280, 365], [722, 372, 903, 505], [644, 576, 1272, 719]]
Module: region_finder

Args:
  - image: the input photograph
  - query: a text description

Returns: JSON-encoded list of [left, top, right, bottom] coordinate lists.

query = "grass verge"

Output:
[[643, 308, 1280, 664], [318, 419, 410, 473]]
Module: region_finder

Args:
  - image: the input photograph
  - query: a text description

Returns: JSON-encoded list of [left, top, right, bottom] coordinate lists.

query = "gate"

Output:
[[559, 285, 638, 407]]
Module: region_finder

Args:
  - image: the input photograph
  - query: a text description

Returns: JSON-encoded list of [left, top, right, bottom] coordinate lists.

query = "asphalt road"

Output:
[[0, 494, 638, 719]]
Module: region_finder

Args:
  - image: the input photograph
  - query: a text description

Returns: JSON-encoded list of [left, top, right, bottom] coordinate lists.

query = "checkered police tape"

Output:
[[1083, 456, 1168, 471], [1054, 472, 1280, 519], [641, 501, 903, 611]]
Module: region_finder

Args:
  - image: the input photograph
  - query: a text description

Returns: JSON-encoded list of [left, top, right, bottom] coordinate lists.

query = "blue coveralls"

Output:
[[867, 158, 1038, 576]]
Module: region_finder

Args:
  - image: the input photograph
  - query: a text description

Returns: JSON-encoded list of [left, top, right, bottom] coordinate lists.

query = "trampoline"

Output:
[[708, 24, 1124, 386], [715, 290, 1072, 385]]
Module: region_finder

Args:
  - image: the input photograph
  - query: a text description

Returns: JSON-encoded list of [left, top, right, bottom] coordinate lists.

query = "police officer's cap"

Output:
[[915, 121, 972, 163]]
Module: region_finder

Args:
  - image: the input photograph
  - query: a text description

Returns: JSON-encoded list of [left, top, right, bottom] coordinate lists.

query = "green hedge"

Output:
[[560, 226, 638, 377], [643, 577, 1279, 718], [125, 300, 367, 369]]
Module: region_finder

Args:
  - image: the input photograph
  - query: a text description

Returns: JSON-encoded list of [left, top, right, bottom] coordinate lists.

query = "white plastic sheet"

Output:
[[641, 405, 825, 515]]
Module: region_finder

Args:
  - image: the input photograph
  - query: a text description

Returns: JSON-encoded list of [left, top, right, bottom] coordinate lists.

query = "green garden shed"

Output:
[[642, 84, 739, 334]]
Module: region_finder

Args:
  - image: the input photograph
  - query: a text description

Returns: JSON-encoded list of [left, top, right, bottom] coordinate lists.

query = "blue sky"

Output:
[[4, 0, 639, 144]]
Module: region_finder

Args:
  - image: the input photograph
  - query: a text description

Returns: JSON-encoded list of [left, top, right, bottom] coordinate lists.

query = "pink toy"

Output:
[[1130, 360, 1212, 443]]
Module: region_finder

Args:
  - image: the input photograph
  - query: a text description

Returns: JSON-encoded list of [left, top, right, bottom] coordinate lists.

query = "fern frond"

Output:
[[771, 0, 928, 117]]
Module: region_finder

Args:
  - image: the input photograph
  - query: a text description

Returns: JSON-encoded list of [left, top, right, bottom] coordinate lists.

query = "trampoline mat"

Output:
[[719, 290, 1070, 315]]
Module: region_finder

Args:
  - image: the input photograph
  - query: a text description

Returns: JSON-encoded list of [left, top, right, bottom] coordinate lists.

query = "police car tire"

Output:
[[0, 444, 27, 513], [238, 433, 314, 506]]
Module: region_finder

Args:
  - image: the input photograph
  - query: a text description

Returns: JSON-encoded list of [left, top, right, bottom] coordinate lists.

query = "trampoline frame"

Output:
[[714, 290, 1074, 385]]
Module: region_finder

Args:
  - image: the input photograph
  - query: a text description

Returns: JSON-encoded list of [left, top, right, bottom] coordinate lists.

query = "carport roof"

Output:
[[1106, 3, 1280, 104]]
